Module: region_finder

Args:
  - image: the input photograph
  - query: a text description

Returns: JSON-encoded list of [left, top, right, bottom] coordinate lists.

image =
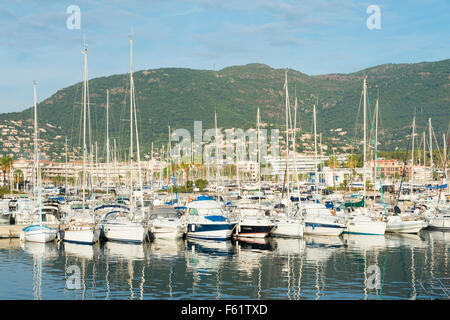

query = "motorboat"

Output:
[[233, 200, 274, 238], [149, 205, 185, 239], [301, 202, 345, 236], [100, 206, 148, 243], [185, 199, 237, 240]]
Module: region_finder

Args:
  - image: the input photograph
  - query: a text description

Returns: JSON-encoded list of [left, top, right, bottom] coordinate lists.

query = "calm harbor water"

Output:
[[0, 231, 448, 300]]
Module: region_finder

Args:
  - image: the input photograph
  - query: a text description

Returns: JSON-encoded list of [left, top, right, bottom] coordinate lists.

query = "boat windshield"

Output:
[[150, 207, 179, 219]]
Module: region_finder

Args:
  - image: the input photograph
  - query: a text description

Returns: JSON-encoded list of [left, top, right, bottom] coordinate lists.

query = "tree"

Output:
[[13, 169, 24, 190], [329, 155, 339, 190], [0, 157, 13, 187], [194, 179, 208, 192]]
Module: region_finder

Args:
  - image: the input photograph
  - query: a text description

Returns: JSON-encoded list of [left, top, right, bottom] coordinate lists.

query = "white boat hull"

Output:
[[427, 216, 450, 230], [102, 223, 148, 243], [63, 227, 100, 244], [150, 223, 184, 239], [271, 219, 304, 238], [304, 224, 344, 236], [20, 226, 58, 243], [344, 220, 386, 235], [234, 223, 273, 238], [386, 220, 424, 234]]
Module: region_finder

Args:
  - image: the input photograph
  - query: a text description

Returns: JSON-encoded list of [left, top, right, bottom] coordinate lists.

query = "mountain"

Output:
[[0, 59, 449, 161]]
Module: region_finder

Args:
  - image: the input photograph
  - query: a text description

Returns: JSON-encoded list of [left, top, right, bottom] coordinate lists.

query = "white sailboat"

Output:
[[343, 77, 386, 236], [385, 116, 426, 234], [426, 133, 450, 230], [20, 82, 58, 243], [62, 45, 100, 245], [100, 35, 148, 243], [271, 73, 303, 238]]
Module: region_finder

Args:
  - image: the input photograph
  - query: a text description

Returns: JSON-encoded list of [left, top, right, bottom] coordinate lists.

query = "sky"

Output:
[[0, 0, 448, 113]]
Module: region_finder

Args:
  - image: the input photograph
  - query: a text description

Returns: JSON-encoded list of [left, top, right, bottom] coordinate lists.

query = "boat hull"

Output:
[[386, 220, 424, 234], [186, 223, 236, 240], [234, 224, 273, 238], [63, 227, 100, 244], [20, 225, 58, 243], [304, 222, 345, 236], [150, 223, 185, 239], [271, 220, 304, 238], [427, 216, 450, 230], [101, 223, 148, 243], [344, 220, 386, 236]]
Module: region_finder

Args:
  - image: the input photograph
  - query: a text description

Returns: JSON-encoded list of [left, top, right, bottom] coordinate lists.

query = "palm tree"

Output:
[[346, 155, 357, 192], [0, 157, 13, 187], [329, 155, 339, 190], [179, 161, 191, 187], [13, 169, 24, 190]]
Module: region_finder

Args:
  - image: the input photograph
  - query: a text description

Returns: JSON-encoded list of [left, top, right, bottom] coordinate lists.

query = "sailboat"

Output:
[[301, 89, 344, 236], [100, 35, 148, 243], [271, 72, 304, 238], [234, 108, 274, 238], [425, 133, 450, 230], [62, 45, 100, 244], [20, 82, 58, 243], [385, 114, 425, 234], [342, 77, 386, 236]]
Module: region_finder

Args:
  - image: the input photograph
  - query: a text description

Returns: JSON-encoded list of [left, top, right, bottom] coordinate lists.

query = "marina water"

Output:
[[0, 230, 448, 300]]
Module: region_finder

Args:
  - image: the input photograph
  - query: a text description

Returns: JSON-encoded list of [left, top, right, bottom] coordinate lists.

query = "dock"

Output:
[[0, 225, 28, 238]]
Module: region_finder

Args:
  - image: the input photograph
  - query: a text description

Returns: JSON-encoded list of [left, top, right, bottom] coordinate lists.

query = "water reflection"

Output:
[[0, 230, 448, 300], [21, 241, 58, 260]]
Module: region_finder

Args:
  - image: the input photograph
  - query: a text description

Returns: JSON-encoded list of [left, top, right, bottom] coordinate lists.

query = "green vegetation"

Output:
[[194, 179, 208, 191], [0, 59, 448, 161]]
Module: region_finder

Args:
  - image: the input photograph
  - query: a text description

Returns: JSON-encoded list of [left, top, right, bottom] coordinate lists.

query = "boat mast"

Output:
[[429, 118, 433, 171], [411, 116, 415, 200], [423, 131, 426, 168], [437, 133, 450, 204], [106, 89, 110, 195], [373, 99, 379, 194], [363, 77, 367, 206], [33, 81, 38, 203], [257, 107, 261, 208], [82, 45, 88, 221], [284, 70, 290, 201], [215, 110, 219, 199], [129, 34, 134, 209], [133, 80, 145, 210], [33, 81, 43, 225], [313, 104, 318, 196], [293, 95, 301, 207], [65, 136, 68, 197]]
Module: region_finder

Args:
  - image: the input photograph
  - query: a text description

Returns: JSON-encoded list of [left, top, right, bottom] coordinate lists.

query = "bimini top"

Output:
[[149, 205, 179, 219], [186, 200, 222, 209]]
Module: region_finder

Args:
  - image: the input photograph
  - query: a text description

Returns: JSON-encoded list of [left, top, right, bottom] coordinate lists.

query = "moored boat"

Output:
[[185, 199, 237, 240]]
